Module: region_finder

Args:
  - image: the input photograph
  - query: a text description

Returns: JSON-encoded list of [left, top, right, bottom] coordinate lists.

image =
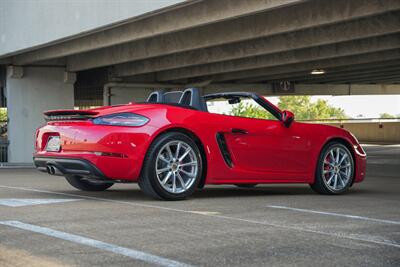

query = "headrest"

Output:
[[146, 90, 165, 103], [178, 88, 208, 111]]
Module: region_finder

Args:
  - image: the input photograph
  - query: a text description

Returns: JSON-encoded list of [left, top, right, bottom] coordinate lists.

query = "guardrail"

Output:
[[0, 139, 8, 162], [0, 120, 7, 162], [298, 117, 400, 123], [298, 117, 400, 143]]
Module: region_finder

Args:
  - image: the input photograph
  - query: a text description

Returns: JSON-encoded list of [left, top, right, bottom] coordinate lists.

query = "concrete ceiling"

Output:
[[2, 0, 400, 88]]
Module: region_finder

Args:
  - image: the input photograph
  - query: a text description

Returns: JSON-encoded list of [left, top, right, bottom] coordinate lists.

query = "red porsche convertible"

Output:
[[34, 88, 366, 200]]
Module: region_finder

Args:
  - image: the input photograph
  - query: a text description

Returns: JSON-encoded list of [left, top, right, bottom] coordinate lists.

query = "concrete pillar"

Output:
[[6, 66, 74, 163]]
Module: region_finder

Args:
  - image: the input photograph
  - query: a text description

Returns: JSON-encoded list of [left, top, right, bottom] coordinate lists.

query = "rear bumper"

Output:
[[34, 123, 154, 181], [34, 156, 110, 181]]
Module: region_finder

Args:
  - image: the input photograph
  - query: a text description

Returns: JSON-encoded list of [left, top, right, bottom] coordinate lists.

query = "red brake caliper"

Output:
[[324, 154, 332, 179]]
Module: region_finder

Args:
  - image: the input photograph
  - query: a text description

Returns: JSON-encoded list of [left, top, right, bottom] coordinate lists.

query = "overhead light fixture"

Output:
[[311, 69, 325, 75]]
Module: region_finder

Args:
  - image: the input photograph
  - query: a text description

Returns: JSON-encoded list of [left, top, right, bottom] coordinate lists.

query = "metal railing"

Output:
[[0, 139, 8, 162], [0, 120, 7, 162], [297, 117, 400, 123]]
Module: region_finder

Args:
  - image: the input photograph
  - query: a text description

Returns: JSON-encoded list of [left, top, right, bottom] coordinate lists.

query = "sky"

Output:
[[267, 95, 400, 118]]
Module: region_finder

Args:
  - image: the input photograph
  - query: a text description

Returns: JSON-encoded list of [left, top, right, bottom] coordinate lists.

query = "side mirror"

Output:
[[281, 110, 294, 128]]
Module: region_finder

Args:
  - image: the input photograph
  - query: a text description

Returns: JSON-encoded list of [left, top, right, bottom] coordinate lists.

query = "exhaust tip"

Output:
[[46, 164, 63, 176], [46, 165, 56, 175]]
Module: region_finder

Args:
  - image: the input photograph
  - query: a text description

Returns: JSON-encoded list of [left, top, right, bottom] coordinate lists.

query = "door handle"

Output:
[[231, 128, 248, 134]]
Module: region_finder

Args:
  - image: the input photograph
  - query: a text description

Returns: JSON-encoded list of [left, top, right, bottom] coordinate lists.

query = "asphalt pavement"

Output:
[[0, 144, 399, 267]]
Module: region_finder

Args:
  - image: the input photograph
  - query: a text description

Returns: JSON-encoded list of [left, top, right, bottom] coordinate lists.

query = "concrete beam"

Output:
[[212, 49, 400, 82], [115, 12, 400, 77], [358, 78, 400, 84], [7, 66, 24, 79], [203, 84, 273, 95], [0, 58, 11, 65], [294, 84, 400, 95], [67, 0, 400, 71], [12, 0, 303, 64], [291, 66, 400, 83], [156, 34, 400, 81], [328, 75, 400, 84], [301, 75, 400, 84], [63, 72, 77, 84], [202, 83, 400, 95], [239, 59, 400, 83]]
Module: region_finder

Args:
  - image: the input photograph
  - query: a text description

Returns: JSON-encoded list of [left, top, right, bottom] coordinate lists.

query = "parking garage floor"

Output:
[[0, 144, 399, 267]]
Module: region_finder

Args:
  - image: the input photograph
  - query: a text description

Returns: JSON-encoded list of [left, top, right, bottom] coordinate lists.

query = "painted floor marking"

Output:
[[1, 185, 399, 249], [0, 198, 79, 207], [189, 211, 221, 215], [266, 205, 400, 225], [0, 220, 193, 267]]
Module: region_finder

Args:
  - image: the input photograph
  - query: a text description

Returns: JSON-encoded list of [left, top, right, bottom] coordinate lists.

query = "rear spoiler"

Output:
[[44, 109, 99, 121]]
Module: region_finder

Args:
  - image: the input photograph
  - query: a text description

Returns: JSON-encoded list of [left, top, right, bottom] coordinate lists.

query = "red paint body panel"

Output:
[[34, 103, 367, 185]]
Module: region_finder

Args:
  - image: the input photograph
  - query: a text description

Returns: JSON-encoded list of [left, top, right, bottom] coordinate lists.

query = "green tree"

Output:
[[278, 96, 346, 120], [230, 96, 347, 120], [379, 113, 395, 119], [230, 102, 275, 120], [0, 108, 7, 122]]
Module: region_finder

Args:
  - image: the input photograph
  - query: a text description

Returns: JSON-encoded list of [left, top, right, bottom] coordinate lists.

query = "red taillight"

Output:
[[41, 132, 60, 151], [34, 129, 40, 151]]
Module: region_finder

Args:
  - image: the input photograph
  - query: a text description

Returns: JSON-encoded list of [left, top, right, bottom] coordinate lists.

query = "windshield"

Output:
[[205, 95, 280, 121]]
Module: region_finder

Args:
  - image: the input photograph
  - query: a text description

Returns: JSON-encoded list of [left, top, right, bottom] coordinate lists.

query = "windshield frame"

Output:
[[203, 92, 282, 121]]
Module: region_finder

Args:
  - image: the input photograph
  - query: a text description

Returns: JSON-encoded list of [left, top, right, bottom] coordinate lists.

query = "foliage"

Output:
[[379, 113, 396, 119], [0, 108, 7, 122], [278, 96, 347, 120], [230, 102, 276, 120], [230, 96, 347, 120]]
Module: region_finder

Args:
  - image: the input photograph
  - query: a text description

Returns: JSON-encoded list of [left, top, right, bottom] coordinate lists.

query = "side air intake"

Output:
[[216, 133, 233, 168]]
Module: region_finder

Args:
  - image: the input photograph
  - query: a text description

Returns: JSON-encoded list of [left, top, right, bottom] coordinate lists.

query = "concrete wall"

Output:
[[6, 67, 74, 163], [326, 122, 400, 143], [0, 0, 185, 56], [106, 87, 153, 106]]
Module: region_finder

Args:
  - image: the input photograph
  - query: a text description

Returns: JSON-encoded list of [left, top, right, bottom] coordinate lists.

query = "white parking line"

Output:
[[0, 198, 79, 207], [266, 205, 400, 225], [1, 185, 400, 249], [0, 220, 193, 267]]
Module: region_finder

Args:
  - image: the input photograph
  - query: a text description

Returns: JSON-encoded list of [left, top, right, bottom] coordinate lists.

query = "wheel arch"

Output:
[[145, 127, 208, 189], [315, 137, 356, 185]]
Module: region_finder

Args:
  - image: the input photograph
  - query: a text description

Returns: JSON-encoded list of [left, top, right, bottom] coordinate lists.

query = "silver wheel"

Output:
[[322, 146, 353, 192], [156, 140, 198, 194]]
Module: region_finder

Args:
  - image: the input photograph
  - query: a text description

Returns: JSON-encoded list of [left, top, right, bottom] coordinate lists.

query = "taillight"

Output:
[[92, 113, 149, 127], [34, 129, 40, 151], [41, 132, 60, 151]]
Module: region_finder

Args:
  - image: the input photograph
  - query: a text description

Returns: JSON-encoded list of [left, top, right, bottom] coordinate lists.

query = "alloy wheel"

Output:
[[322, 146, 353, 192], [155, 140, 198, 194]]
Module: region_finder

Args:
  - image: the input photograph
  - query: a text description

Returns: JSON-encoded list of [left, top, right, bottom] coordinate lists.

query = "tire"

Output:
[[235, 184, 257, 188], [139, 132, 203, 200], [310, 142, 354, 195], [65, 175, 114, 191]]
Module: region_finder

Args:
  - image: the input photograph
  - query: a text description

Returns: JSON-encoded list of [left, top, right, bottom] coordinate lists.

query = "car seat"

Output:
[[178, 88, 208, 111]]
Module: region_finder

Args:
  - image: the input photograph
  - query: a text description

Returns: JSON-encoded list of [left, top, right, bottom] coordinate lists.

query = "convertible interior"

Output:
[[146, 88, 281, 120], [146, 88, 208, 112]]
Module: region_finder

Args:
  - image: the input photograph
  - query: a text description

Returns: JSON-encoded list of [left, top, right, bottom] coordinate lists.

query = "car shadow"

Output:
[[54, 184, 371, 202], [193, 186, 315, 198]]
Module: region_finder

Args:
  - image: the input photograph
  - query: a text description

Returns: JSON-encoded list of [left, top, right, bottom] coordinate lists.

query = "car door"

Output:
[[221, 115, 312, 180]]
